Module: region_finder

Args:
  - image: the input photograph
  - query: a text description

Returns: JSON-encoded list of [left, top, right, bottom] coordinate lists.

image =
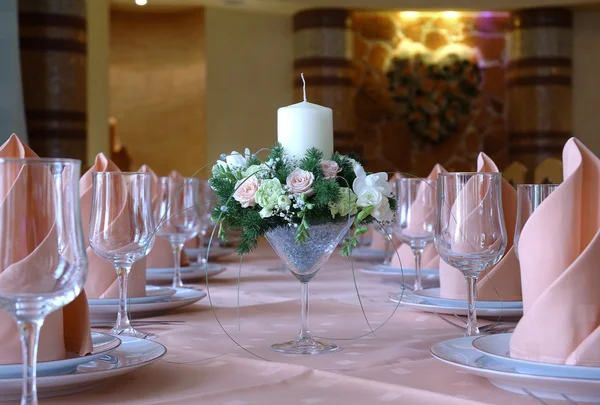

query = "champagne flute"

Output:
[[0, 158, 87, 405], [435, 172, 507, 336], [155, 176, 201, 288], [393, 178, 436, 291], [88, 172, 155, 338], [514, 184, 559, 260]]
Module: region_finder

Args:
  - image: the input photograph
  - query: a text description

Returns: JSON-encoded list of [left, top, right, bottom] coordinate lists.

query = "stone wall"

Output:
[[352, 12, 509, 176]]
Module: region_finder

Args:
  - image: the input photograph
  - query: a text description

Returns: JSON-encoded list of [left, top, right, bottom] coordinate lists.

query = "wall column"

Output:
[[19, 0, 87, 163], [506, 8, 572, 178], [293, 9, 356, 156], [0, 0, 27, 143]]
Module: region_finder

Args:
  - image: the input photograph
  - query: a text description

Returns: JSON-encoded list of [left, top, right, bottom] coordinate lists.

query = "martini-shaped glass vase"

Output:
[[264, 219, 352, 355]]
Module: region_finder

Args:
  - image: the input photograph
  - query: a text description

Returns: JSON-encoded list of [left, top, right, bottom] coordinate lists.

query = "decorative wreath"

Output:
[[386, 42, 483, 145]]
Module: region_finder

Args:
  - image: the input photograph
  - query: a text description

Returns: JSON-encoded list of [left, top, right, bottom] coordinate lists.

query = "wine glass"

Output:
[[514, 184, 558, 260], [88, 172, 155, 338], [435, 172, 507, 336], [379, 177, 401, 265], [155, 176, 202, 288], [196, 180, 217, 264], [393, 178, 436, 291], [0, 158, 87, 405]]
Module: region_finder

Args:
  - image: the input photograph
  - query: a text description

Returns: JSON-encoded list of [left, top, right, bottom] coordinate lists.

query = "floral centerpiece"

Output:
[[386, 42, 482, 145], [209, 144, 397, 256]]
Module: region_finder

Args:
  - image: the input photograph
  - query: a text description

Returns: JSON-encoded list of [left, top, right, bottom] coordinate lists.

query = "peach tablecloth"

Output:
[[30, 242, 570, 405]]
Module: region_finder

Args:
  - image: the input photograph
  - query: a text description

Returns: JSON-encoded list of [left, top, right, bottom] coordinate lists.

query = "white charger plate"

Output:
[[359, 264, 439, 277], [89, 287, 207, 322], [185, 246, 236, 260], [88, 286, 175, 306], [389, 291, 523, 317], [0, 332, 120, 379], [347, 247, 389, 261], [0, 335, 166, 400], [415, 288, 523, 309], [472, 333, 600, 379], [431, 336, 600, 402], [146, 263, 227, 283]]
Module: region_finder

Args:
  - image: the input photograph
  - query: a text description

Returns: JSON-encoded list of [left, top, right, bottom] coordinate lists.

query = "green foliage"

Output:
[[311, 179, 340, 210], [299, 148, 324, 178]]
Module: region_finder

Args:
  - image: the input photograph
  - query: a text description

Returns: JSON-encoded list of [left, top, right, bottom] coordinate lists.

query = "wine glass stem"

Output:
[[172, 242, 184, 289], [383, 230, 391, 265], [298, 282, 311, 341], [198, 232, 207, 265], [413, 247, 423, 291], [115, 265, 133, 332], [465, 275, 480, 336], [17, 318, 44, 405]]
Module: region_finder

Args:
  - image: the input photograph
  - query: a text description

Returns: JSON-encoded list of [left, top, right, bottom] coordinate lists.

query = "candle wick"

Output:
[[301, 73, 306, 102]]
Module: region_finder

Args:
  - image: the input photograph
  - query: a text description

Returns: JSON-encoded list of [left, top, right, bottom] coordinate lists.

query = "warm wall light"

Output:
[[135, 0, 147, 5], [400, 11, 419, 19], [442, 11, 459, 19]]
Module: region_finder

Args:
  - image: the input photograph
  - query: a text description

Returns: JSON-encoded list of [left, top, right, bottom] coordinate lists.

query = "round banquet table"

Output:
[[9, 241, 574, 405]]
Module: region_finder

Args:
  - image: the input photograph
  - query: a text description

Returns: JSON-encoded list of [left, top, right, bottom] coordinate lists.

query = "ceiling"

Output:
[[111, 0, 600, 14]]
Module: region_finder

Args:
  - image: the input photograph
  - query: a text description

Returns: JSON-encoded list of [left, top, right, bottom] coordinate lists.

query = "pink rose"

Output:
[[286, 168, 315, 196], [233, 176, 260, 207], [320, 159, 341, 179]]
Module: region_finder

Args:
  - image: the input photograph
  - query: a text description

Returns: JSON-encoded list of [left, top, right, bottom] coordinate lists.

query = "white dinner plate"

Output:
[[146, 263, 227, 283], [389, 291, 523, 317], [0, 335, 166, 400], [347, 247, 389, 261], [359, 264, 439, 277], [431, 336, 600, 402], [414, 288, 523, 309], [185, 246, 236, 260], [88, 286, 175, 306], [0, 332, 121, 379], [472, 333, 600, 379], [89, 287, 207, 322]]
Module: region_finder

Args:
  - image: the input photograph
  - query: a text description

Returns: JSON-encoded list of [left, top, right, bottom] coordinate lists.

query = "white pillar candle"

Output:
[[277, 74, 333, 159]]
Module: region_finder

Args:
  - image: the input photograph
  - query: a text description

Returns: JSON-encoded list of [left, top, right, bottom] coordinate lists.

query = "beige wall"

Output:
[[573, 10, 600, 157], [110, 8, 206, 176], [205, 8, 293, 166]]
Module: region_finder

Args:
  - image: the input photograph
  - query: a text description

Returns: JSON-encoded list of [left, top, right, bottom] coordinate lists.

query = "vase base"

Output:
[[271, 338, 340, 355]]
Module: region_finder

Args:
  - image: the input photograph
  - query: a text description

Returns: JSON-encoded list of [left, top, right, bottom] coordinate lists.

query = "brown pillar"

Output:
[[506, 8, 572, 180], [19, 0, 87, 163], [293, 9, 356, 156]]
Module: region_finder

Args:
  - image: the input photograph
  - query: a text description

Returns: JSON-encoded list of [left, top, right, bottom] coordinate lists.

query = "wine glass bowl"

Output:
[[88, 172, 155, 338], [0, 158, 87, 405], [514, 184, 559, 260], [435, 172, 507, 335]]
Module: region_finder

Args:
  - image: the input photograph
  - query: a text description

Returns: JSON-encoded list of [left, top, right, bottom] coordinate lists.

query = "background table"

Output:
[[19, 243, 573, 405]]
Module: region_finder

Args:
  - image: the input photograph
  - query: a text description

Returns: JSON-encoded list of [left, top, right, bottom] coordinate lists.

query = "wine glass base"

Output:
[[110, 327, 156, 340], [271, 338, 340, 355]]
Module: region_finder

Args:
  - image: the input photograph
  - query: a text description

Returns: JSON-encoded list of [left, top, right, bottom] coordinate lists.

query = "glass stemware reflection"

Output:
[[434, 172, 507, 336], [0, 158, 87, 405], [89, 172, 155, 338], [379, 177, 402, 265], [155, 177, 202, 288], [514, 184, 559, 260], [393, 178, 436, 291]]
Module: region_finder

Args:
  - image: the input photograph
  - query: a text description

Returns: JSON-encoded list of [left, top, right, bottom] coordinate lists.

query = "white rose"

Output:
[[286, 168, 315, 196], [353, 172, 392, 198], [371, 196, 394, 222], [277, 195, 291, 211], [356, 187, 383, 208]]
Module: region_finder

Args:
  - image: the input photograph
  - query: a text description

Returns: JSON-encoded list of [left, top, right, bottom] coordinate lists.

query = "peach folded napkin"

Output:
[[439, 153, 521, 301], [81, 153, 147, 298], [510, 138, 600, 366], [0, 134, 92, 364], [139, 165, 190, 268], [390, 164, 446, 270]]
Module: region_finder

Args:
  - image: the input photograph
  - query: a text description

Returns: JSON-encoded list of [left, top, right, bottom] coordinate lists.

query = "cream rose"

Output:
[[286, 168, 315, 196], [233, 176, 260, 208], [320, 159, 341, 179]]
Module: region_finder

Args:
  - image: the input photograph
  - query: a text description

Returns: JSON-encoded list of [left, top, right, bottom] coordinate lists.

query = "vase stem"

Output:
[[299, 282, 311, 340]]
